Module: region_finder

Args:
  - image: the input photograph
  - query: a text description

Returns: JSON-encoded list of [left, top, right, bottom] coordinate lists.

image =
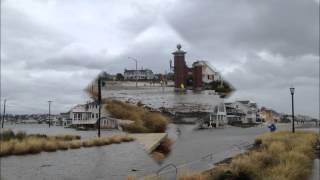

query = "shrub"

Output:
[[69, 140, 82, 149], [106, 100, 169, 133], [82, 140, 95, 147], [57, 141, 69, 150], [27, 138, 44, 154], [156, 138, 174, 154], [101, 137, 111, 145], [109, 136, 122, 144], [15, 131, 26, 140], [12, 141, 30, 155], [121, 135, 135, 142], [143, 112, 168, 133], [121, 120, 149, 133], [0, 140, 14, 156], [55, 135, 81, 141], [151, 152, 165, 161], [43, 141, 58, 152], [92, 138, 104, 146], [1, 129, 15, 141]]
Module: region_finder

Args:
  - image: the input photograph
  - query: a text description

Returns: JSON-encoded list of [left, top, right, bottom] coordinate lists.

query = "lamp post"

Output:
[[48, 101, 52, 128], [97, 77, 102, 137], [290, 87, 295, 133], [128, 57, 138, 88]]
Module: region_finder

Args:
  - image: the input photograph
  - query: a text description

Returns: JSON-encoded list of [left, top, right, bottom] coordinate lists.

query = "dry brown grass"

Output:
[[82, 139, 95, 147], [109, 135, 122, 144], [0, 134, 135, 157], [151, 137, 175, 162], [54, 134, 81, 141], [199, 131, 320, 180], [26, 138, 45, 154], [151, 152, 165, 161], [69, 140, 82, 149], [57, 141, 69, 150], [106, 100, 168, 133], [43, 141, 58, 152], [12, 140, 30, 155], [0, 140, 14, 156]]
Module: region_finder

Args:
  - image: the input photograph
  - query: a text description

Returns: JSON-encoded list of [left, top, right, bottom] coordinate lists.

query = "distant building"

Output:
[[171, 44, 232, 92], [68, 101, 135, 129], [259, 107, 280, 123], [124, 69, 154, 80], [69, 102, 118, 129], [225, 100, 259, 124], [61, 112, 72, 127]]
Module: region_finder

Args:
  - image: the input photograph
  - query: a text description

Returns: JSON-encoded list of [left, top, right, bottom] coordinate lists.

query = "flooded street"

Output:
[[103, 85, 223, 112], [0, 124, 269, 180]]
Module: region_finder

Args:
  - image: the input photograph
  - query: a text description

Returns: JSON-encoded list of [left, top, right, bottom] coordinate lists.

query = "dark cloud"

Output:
[[1, 0, 318, 117]]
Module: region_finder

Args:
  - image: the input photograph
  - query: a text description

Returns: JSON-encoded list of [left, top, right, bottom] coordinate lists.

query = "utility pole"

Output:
[[48, 101, 52, 128], [2, 99, 6, 128], [97, 77, 101, 137]]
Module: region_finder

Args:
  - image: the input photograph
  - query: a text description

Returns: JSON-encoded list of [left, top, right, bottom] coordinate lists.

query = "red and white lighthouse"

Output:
[[172, 44, 187, 90]]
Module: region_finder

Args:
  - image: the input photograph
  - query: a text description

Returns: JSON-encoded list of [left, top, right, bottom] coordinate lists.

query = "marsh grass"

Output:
[[43, 141, 58, 152], [69, 140, 82, 149], [0, 133, 135, 157], [189, 131, 320, 180], [57, 141, 69, 150], [106, 100, 169, 133], [151, 137, 175, 162]]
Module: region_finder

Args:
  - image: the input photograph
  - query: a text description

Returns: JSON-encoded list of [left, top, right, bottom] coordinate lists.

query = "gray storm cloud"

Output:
[[0, 0, 318, 118]]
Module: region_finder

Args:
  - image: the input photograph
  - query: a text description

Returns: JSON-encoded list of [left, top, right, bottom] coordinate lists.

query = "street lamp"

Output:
[[48, 101, 52, 128], [128, 57, 138, 88], [290, 87, 295, 133]]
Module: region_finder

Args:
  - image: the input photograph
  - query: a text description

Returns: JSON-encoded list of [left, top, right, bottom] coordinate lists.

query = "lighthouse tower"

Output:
[[172, 44, 187, 90]]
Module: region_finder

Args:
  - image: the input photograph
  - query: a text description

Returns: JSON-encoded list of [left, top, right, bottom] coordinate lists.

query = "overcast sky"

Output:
[[1, 0, 319, 118]]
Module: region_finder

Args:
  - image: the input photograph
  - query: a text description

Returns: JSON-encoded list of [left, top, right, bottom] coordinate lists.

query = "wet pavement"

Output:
[[0, 124, 269, 180]]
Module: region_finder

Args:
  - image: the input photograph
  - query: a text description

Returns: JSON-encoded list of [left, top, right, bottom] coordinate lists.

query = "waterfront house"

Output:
[[124, 68, 154, 80], [224, 100, 259, 124], [68, 101, 133, 129]]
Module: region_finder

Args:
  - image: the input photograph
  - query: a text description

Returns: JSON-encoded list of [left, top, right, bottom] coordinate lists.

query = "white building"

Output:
[[69, 102, 118, 129], [124, 69, 154, 80], [225, 101, 258, 124], [193, 61, 222, 84]]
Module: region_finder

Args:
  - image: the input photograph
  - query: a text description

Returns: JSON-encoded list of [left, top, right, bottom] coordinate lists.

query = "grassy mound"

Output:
[[198, 131, 319, 180], [106, 100, 168, 133]]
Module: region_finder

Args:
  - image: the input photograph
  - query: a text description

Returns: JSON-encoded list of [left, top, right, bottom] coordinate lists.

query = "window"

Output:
[[96, 113, 98, 118], [74, 114, 76, 120], [92, 114, 94, 118]]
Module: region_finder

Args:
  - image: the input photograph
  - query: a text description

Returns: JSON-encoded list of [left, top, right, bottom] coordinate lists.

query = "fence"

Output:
[[143, 140, 253, 180]]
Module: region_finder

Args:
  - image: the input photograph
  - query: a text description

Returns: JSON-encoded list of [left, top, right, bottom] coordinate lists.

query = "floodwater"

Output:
[[0, 124, 269, 180], [103, 86, 223, 112]]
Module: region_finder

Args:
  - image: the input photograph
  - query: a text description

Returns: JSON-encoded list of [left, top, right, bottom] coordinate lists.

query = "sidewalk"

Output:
[[310, 159, 319, 180]]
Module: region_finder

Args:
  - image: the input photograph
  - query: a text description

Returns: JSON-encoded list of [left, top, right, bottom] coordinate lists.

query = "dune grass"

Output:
[[180, 131, 319, 180], [151, 137, 175, 161], [0, 132, 135, 157], [0, 129, 81, 142], [69, 140, 82, 149], [106, 100, 168, 133]]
